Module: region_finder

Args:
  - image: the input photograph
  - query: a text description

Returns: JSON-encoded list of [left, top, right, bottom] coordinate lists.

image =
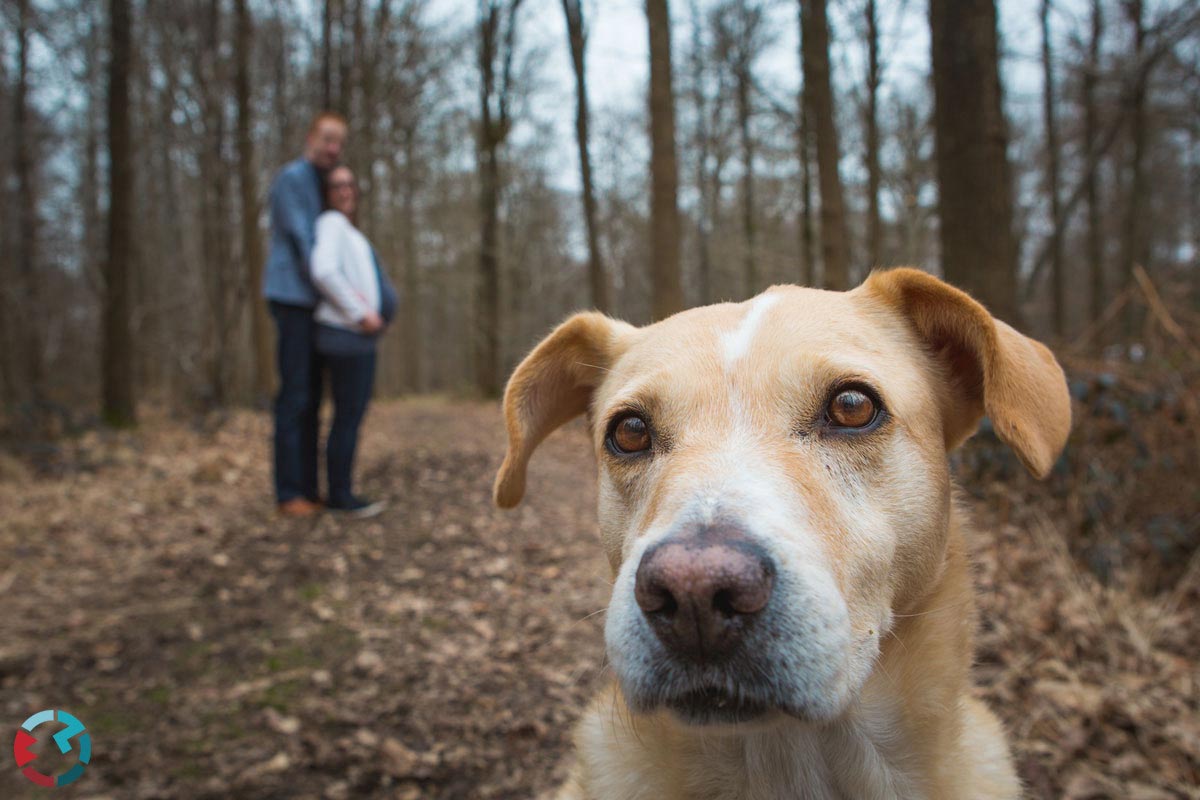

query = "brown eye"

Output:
[[827, 389, 877, 429], [610, 414, 652, 454]]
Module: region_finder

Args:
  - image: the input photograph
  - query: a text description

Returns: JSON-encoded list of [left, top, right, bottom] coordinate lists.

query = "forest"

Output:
[[0, 0, 1196, 416], [0, 0, 1198, 798]]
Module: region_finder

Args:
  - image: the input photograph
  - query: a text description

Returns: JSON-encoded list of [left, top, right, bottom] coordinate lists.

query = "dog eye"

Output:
[[609, 414, 652, 455], [827, 389, 878, 429]]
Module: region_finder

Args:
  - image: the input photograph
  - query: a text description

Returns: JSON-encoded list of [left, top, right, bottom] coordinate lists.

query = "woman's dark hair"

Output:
[[323, 166, 357, 221]]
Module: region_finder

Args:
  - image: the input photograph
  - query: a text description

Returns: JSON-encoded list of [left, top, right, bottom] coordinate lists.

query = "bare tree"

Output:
[[686, 0, 714, 304], [337, 0, 356, 116], [793, 5, 816, 287], [561, 0, 609, 312], [198, 0, 235, 405], [81, 13, 104, 294], [235, 0, 272, 400], [713, 1, 765, 298], [102, 0, 136, 426], [350, 0, 394, 232], [13, 0, 45, 411], [1042, 0, 1066, 335], [1191, 54, 1200, 271], [800, 0, 851, 289], [476, 0, 524, 396], [647, 0, 683, 319], [0, 25, 13, 410], [398, 121, 422, 393], [1121, 0, 1150, 287], [1084, 0, 1105, 325], [864, 0, 883, 269], [322, 0, 335, 109], [930, 0, 1018, 321]]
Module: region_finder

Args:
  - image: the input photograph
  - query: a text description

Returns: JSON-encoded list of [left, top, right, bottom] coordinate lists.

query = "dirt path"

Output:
[[1, 400, 1196, 798]]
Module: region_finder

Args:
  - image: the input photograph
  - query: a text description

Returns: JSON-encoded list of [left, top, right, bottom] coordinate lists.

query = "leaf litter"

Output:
[[0, 381, 1195, 798]]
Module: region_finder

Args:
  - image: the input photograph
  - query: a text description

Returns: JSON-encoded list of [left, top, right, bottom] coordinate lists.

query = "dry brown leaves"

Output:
[[0, 388, 1195, 799]]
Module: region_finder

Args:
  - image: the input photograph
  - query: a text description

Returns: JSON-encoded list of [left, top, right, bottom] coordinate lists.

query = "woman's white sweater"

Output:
[[311, 210, 381, 330]]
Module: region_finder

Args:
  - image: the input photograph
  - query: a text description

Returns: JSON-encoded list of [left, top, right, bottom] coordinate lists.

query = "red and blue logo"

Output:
[[12, 710, 91, 787]]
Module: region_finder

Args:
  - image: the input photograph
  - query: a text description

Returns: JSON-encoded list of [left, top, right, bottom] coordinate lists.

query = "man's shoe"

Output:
[[278, 498, 323, 517], [328, 496, 387, 519]]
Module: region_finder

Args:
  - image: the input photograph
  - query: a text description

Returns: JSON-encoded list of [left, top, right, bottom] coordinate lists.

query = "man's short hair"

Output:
[[308, 111, 348, 135]]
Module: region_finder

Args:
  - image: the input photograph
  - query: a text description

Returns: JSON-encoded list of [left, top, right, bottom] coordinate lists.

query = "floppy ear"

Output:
[[862, 268, 1071, 478], [494, 312, 634, 508]]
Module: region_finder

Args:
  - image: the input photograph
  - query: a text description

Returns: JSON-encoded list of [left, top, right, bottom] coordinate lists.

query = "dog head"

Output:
[[494, 268, 1070, 728]]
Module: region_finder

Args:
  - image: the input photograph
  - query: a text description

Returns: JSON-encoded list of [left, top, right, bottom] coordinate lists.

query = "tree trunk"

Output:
[[1041, 0, 1066, 336], [13, 0, 44, 410], [929, 0, 1018, 322], [475, 1, 523, 396], [201, 0, 232, 406], [647, 0, 683, 319], [562, 0, 609, 312], [477, 8, 501, 397], [865, 0, 883, 269], [0, 27, 12, 411], [103, 0, 137, 426], [356, 0, 393, 236], [1084, 0, 1105, 325], [733, 13, 757, 298], [1121, 0, 1153, 339], [337, 0, 356, 117], [794, 5, 815, 288], [1191, 74, 1200, 279], [798, 94, 816, 287], [800, 0, 850, 290], [1121, 0, 1150, 283], [400, 126, 422, 393], [149, 25, 183, 399], [235, 0, 272, 401], [476, 143, 502, 396], [687, 0, 713, 305], [82, 15, 104, 295], [322, 0, 335, 109], [273, 8, 292, 167]]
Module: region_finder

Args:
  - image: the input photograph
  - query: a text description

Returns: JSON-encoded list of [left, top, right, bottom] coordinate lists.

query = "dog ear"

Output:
[[494, 312, 634, 508], [862, 268, 1071, 478]]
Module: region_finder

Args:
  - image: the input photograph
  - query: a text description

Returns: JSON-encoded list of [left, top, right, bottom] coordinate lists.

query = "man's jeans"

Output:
[[270, 302, 323, 504]]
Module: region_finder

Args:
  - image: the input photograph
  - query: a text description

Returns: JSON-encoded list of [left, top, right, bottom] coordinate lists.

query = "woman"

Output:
[[310, 165, 398, 517]]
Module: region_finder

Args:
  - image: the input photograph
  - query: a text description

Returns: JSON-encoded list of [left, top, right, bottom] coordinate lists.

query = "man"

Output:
[[264, 112, 348, 517]]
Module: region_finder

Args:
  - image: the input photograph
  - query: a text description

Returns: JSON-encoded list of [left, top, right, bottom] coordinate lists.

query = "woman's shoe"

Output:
[[329, 495, 387, 519]]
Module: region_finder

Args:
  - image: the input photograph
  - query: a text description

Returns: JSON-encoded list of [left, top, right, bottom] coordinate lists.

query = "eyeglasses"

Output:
[[328, 181, 356, 190]]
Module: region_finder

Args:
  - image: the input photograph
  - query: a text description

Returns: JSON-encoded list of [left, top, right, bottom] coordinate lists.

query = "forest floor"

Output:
[[0, 397, 1197, 799]]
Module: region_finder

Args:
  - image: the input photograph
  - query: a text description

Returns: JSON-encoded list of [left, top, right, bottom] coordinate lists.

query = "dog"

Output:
[[493, 268, 1070, 800]]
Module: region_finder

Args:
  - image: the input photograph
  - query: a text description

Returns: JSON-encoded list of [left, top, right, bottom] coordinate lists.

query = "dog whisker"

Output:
[[575, 606, 608, 624], [574, 361, 612, 373], [891, 600, 972, 619]]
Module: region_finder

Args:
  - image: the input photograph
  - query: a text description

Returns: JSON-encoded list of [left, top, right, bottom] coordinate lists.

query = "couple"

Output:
[[263, 111, 397, 518]]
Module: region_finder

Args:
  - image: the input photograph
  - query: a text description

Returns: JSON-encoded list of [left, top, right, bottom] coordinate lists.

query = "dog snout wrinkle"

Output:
[[634, 528, 775, 662]]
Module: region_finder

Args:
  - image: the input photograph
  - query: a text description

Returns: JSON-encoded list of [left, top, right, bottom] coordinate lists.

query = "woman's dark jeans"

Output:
[[324, 347, 377, 508]]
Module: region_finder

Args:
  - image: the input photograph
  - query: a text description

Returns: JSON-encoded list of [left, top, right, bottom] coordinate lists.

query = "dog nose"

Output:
[[634, 528, 775, 661]]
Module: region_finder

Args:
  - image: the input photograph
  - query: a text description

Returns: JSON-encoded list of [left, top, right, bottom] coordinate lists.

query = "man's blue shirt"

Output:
[[263, 158, 324, 308]]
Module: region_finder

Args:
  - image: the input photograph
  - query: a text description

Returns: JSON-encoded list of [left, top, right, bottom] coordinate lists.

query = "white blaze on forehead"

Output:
[[722, 293, 780, 366]]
